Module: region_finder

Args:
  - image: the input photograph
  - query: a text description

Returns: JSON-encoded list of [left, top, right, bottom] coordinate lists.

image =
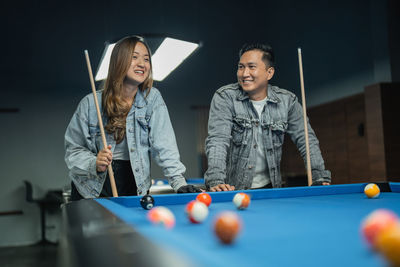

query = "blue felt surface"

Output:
[[96, 183, 400, 267]]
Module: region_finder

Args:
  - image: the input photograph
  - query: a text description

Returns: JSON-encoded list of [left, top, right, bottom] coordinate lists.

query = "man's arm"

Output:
[[286, 95, 331, 184], [204, 91, 236, 191]]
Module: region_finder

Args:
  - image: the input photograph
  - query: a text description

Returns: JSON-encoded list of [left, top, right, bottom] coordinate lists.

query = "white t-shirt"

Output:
[[113, 135, 130, 160], [250, 96, 270, 188]]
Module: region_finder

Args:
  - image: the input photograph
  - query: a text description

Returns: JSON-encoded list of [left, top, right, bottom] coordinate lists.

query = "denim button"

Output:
[[253, 144, 257, 149], [135, 168, 139, 172], [248, 165, 253, 169], [130, 148, 135, 152], [129, 128, 134, 133]]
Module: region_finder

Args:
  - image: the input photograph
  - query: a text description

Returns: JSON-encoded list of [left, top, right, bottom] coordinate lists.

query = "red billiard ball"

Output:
[[147, 206, 175, 229], [196, 192, 212, 207], [361, 209, 398, 247], [233, 192, 250, 210], [214, 211, 241, 244], [185, 200, 209, 223]]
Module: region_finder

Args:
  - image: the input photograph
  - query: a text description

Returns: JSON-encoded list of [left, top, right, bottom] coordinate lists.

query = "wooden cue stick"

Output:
[[297, 48, 313, 186], [84, 50, 118, 197]]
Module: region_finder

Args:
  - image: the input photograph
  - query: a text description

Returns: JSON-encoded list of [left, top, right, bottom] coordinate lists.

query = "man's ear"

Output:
[[267, 67, 275, 80]]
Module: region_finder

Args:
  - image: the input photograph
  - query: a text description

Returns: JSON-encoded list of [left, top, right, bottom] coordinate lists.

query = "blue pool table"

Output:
[[60, 182, 400, 267]]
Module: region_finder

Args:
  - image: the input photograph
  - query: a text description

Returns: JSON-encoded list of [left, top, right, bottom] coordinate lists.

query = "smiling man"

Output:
[[204, 43, 331, 192]]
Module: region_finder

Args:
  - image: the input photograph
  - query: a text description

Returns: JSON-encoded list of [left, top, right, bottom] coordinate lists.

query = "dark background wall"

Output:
[[0, 0, 398, 246]]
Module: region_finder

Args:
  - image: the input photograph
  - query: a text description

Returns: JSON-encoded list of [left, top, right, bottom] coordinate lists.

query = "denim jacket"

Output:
[[64, 87, 187, 198], [205, 83, 331, 189]]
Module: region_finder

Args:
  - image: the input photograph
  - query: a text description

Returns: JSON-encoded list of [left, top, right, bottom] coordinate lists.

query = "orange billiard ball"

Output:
[[375, 222, 400, 266], [214, 211, 241, 244], [147, 206, 175, 229], [361, 209, 398, 247], [196, 192, 212, 207], [233, 192, 250, 210], [185, 200, 209, 223], [364, 183, 380, 198]]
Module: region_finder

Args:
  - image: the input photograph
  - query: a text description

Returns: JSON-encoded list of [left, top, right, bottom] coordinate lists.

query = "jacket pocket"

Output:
[[270, 121, 287, 147], [88, 125, 102, 151], [231, 120, 246, 145], [137, 117, 150, 146]]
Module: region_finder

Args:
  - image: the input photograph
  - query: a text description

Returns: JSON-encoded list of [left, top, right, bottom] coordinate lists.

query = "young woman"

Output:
[[65, 35, 199, 200]]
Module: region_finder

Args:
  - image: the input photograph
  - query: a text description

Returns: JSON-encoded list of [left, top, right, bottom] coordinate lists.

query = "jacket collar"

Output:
[[237, 84, 279, 103], [266, 84, 279, 103], [133, 88, 148, 108]]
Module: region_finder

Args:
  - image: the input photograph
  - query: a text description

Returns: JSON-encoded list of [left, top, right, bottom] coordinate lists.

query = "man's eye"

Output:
[[250, 65, 256, 69], [144, 58, 149, 62], [133, 56, 138, 59], [238, 65, 243, 69]]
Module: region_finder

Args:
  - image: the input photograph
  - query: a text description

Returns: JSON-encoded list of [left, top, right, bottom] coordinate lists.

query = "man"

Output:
[[204, 43, 331, 192]]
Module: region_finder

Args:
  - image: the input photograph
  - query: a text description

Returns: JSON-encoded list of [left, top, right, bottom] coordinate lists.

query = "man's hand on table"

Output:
[[210, 184, 235, 192], [312, 181, 331, 186]]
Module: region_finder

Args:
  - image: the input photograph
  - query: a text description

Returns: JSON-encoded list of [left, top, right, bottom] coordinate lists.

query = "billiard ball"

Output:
[[196, 192, 212, 207], [361, 209, 398, 246], [233, 192, 250, 210], [147, 206, 175, 229], [214, 211, 241, 244], [375, 222, 400, 266], [140, 195, 155, 210], [185, 200, 209, 223], [364, 183, 380, 198]]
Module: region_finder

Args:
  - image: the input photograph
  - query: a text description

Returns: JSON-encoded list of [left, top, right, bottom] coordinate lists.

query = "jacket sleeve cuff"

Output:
[[168, 175, 187, 192], [88, 157, 98, 177], [89, 157, 107, 181], [312, 169, 331, 183], [204, 178, 226, 190]]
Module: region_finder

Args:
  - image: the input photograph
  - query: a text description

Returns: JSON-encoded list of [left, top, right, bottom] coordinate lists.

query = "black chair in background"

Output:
[[23, 180, 63, 245]]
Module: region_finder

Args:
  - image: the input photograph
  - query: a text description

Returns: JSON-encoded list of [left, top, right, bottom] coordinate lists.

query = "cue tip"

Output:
[[298, 48, 302, 53], [84, 50, 88, 55]]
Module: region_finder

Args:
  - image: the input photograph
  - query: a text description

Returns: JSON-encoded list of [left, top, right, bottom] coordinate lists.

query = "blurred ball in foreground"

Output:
[[214, 211, 241, 244], [147, 206, 175, 229]]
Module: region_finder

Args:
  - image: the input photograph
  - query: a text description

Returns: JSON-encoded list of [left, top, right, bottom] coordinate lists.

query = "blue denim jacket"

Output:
[[205, 83, 331, 189], [64, 88, 187, 198]]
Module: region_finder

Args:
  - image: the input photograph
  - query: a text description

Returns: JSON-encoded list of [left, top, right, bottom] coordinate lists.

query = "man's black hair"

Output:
[[239, 43, 275, 68]]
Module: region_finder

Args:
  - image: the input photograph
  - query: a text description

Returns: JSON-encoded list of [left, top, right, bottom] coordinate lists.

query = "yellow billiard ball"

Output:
[[364, 183, 380, 198]]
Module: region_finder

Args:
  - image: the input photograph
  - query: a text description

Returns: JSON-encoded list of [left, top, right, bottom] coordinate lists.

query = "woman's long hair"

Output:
[[102, 36, 153, 143]]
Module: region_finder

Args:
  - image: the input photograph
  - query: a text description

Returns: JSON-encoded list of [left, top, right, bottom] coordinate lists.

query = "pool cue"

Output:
[[297, 48, 313, 186], [84, 50, 118, 197]]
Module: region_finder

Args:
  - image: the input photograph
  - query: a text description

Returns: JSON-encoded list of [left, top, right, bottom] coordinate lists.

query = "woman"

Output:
[[65, 35, 199, 200]]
